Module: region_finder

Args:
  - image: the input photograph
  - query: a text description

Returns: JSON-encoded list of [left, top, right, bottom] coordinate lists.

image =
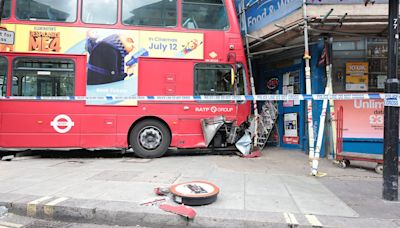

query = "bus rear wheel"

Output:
[[129, 119, 171, 158]]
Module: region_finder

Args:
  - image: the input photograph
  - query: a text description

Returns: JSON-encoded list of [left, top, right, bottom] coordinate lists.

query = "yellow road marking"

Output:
[[305, 214, 323, 227], [27, 196, 52, 217], [44, 197, 68, 217], [0, 221, 23, 227], [283, 212, 299, 227]]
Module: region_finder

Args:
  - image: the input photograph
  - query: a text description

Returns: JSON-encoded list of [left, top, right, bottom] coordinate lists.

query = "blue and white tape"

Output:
[[1, 93, 400, 106]]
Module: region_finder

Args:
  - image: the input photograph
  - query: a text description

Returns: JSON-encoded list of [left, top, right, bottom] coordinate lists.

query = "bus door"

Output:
[[233, 63, 250, 124], [0, 55, 9, 148], [0, 53, 85, 149]]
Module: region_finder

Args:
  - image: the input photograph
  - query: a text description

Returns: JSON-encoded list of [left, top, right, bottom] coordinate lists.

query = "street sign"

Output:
[[0, 30, 14, 45], [169, 180, 220, 206]]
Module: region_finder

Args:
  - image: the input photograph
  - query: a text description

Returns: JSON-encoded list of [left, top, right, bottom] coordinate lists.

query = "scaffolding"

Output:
[[236, 0, 362, 175]]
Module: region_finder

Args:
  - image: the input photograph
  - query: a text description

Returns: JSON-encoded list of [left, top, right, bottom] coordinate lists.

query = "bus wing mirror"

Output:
[[235, 63, 243, 79], [235, 63, 243, 73]]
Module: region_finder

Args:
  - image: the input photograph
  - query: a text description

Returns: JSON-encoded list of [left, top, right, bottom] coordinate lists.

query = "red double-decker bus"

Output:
[[0, 0, 251, 158]]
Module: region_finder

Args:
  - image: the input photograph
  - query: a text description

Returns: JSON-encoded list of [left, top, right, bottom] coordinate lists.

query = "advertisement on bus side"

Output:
[[1, 24, 204, 106]]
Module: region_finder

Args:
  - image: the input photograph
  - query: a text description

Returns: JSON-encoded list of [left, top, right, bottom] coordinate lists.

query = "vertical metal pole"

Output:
[[327, 38, 337, 160], [0, 0, 5, 24], [383, 0, 399, 201], [241, 0, 259, 147], [302, 0, 316, 173]]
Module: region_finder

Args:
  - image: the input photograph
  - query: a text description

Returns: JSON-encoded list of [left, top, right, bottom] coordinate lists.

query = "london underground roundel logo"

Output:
[[50, 114, 75, 134]]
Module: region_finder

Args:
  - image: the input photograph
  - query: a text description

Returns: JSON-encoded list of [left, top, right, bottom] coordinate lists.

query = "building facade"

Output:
[[236, 0, 393, 158]]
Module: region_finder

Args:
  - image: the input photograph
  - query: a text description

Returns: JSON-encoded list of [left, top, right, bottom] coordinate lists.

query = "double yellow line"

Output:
[[27, 196, 68, 218]]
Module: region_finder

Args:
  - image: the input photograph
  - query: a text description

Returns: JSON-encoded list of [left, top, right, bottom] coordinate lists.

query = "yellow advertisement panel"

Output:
[[346, 62, 368, 91], [2, 24, 204, 106]]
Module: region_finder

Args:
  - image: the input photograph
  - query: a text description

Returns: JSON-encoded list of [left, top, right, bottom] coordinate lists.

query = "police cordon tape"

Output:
[[1, 93, 400, 107]]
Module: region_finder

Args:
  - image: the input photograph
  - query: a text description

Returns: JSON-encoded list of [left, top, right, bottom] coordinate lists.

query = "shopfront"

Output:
[[331, 37, 392, 155], [237, 0, 391, 157]]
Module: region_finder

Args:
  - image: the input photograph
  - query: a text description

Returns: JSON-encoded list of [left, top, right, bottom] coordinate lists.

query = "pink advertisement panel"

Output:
[[335, 99, 384, 139]]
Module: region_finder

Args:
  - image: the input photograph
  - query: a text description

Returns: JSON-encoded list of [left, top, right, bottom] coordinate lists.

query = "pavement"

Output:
[[0, 148, 399, 228]]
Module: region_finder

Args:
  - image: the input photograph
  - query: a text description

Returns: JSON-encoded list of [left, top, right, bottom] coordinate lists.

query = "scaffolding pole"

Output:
[[240, 0, 260, 148], [302, 0, 316, 175]]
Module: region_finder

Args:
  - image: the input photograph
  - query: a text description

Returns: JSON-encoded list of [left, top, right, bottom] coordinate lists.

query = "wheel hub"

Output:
[[139, 127, 162, 150]]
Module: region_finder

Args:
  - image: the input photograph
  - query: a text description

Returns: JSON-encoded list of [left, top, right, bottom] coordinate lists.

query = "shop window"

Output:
[[1, 0, 11, 19], [333, 41, 356, 51], [182, 0, 228, 30], [0, 57, 7, 96], [366, 38, 388, 91], [194, 63, 234, 96], [82, 0, 117, 25], [122, 0, 177, 27], [16, 0, 77, 22], [12, 58, 75, 97]]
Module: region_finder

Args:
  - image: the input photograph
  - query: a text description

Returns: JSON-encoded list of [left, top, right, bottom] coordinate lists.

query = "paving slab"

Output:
[[282, 175, 359, 217]]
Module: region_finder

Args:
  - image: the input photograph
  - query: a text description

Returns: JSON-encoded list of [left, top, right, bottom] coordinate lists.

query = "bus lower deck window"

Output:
[[0, 57, 7, 96], [12, 58, 75, 97], [194, 63, 233, 96]]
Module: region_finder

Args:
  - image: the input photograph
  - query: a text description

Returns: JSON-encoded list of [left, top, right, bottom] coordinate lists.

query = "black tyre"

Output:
[[129, 119, 171, 158]]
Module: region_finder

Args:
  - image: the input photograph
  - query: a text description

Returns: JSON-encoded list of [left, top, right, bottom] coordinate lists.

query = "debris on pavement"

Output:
[[0, 206, 8, 217], [243, 149, 262, 158], [1, 155, 14, 161], [139, 197, 167, 207], [158, 204, 196, 219], [154, 186, 170, 196], [169, 180, 220, 206]]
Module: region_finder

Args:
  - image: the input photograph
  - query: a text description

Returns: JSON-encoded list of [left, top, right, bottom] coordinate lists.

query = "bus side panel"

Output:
[[175, 118, 206, 148], [80, 114, 117, 148], [138, 58, 194, 96], [138, 58, 208, 148], [1, 106, 81, 148]]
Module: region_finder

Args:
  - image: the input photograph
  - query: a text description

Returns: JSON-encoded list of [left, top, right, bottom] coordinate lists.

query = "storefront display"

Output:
[[282, 70, 300, 107], [283, 112, 299, 144], [367, 38, 388, 91]]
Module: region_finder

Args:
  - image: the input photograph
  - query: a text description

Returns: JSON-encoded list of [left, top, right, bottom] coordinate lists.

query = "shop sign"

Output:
[[267, 78, 279, 90], [236, 0, 303, 33], [345, 62, 368, 91], [307, 0, 387, 4], [283, 136, 299, 144]]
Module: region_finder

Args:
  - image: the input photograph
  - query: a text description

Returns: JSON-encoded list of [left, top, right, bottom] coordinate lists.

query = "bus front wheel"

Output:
[[129, 119, 171, 158]]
